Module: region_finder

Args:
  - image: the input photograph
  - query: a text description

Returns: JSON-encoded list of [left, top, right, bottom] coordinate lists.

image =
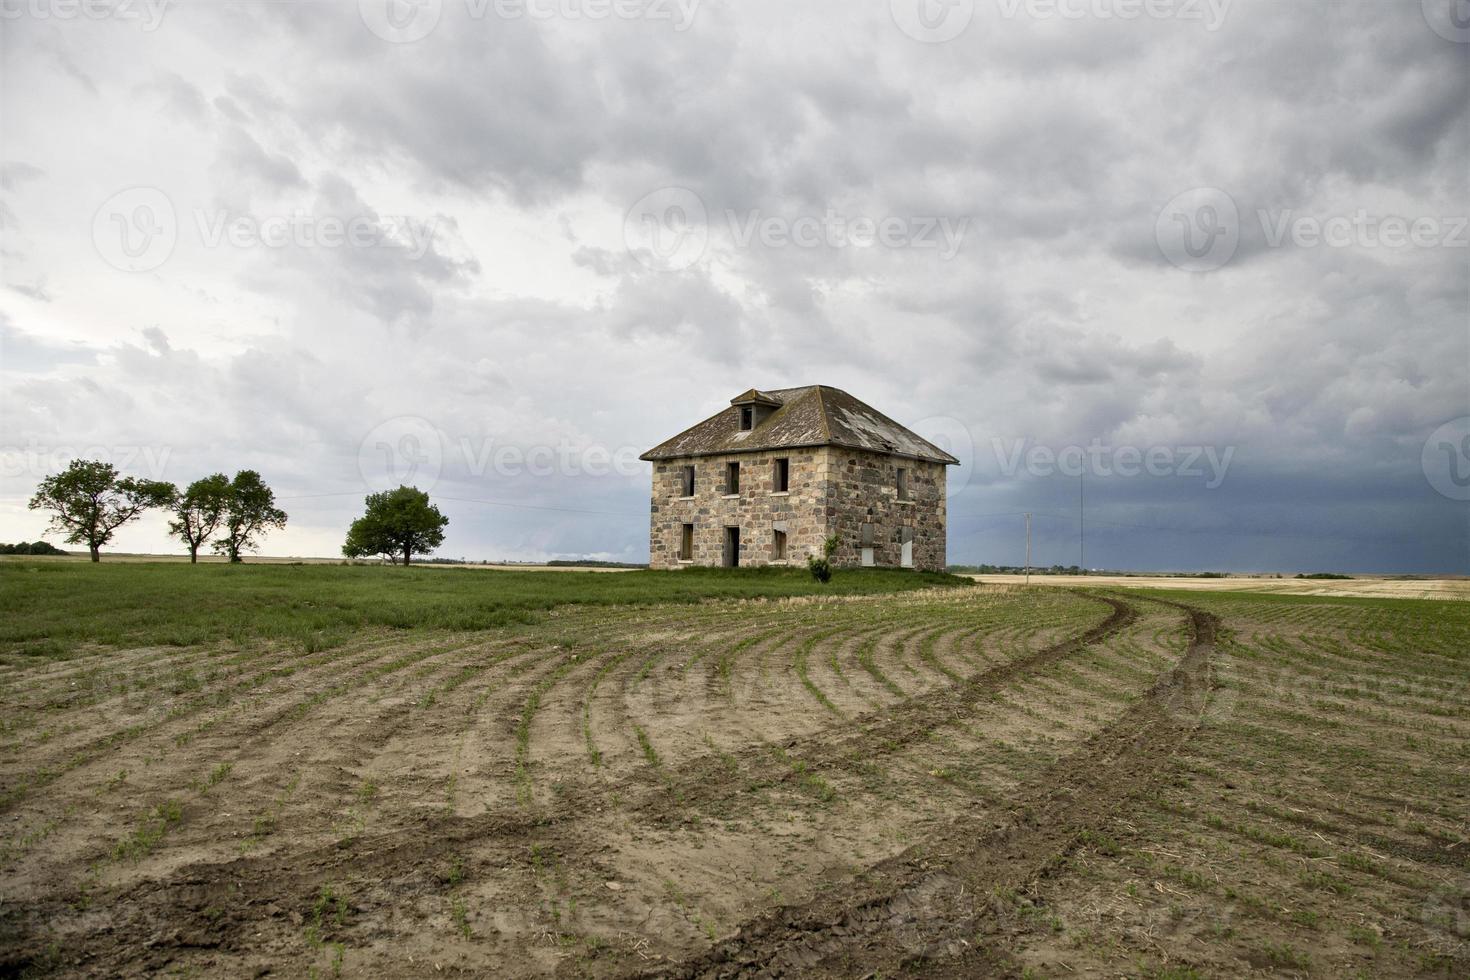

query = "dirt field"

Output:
[[1, 583, 1467, 977]]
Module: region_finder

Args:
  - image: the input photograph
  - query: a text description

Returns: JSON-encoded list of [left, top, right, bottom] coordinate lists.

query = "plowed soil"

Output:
[[2, 586, 1466, 978]]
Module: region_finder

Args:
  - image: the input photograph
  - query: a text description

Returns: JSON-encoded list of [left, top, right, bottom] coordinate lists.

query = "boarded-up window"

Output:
[[680, 523, 694, 560], [773, 529, 787, 560], [773, 457, 789, 492], [900, 526, 914, 568], [860, 523, 876, 567], [681, 464, 695, 497], [726, 461, 740, 494], [896, 467, 909, 501]]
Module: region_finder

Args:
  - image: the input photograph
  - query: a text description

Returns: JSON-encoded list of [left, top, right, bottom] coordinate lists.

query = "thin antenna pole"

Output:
[[1024, 512, 1032, 586], [1079, 469, 1085, 575]]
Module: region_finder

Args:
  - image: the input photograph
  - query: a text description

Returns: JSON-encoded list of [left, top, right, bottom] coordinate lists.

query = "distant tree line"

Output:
[[28, 459, 287, 563], [29, 463, 459, 568], [0, 541, 69, 556]]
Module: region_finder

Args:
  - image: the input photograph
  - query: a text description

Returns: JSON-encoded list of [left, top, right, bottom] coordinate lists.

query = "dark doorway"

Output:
[[724, 526, 740, 567]]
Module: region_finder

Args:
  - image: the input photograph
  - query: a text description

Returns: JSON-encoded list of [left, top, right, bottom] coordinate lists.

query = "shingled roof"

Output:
[[640, 386, 959, 465]]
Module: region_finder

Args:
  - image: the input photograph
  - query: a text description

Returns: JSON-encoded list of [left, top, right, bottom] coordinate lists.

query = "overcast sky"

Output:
[[1, 0, 1466, 572]]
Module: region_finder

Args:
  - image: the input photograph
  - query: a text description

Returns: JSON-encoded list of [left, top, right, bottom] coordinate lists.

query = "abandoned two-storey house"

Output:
[[641, 386, 958, 572]]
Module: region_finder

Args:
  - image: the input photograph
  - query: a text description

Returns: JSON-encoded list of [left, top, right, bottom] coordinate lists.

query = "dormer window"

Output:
[[730, 389, 780, 431]]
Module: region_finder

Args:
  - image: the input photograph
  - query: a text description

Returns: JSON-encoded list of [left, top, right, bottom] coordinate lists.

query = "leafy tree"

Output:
[[342, 517, 400, 564], [168, 473, 231, 563], [807, 534, 839, 583], [342, 485, 448, 566], [213, 470, 287, 563], [28, 459, 173, 562]]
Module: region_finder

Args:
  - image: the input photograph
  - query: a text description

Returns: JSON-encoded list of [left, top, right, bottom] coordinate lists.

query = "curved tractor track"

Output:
[[653, 598, 1219, 979]]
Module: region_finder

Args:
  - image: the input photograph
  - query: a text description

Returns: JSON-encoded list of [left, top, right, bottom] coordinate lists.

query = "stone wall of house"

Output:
[[821, 447, 948, 573], [647, 448, 830, 569], [648, 446, 948, 572]]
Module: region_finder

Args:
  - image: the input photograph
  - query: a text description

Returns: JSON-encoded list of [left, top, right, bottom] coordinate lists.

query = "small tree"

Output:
[[342, 485, 447, 566], [807, 534, 839, 583], [341, 514, 398, 564], [28, 459, 173, 562], [168, 473, 231, 563], [213, 470, 287, 563]]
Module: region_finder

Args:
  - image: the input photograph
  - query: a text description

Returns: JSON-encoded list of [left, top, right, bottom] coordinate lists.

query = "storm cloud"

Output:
[[0, 0, 1465, 572]]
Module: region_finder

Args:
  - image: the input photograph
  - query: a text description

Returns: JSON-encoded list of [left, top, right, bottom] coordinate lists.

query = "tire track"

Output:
[[651, 597, 1216, 979]]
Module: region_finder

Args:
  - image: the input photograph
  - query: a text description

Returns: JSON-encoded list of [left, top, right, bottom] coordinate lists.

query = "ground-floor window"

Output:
[[679, 523, 694, 560], [772, 528, 787, 560], [860, 522, 875, 567], [900, 526, 914, 568]]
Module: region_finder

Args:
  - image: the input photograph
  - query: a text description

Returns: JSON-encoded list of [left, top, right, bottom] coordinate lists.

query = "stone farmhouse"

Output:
[[641, 386, 958, 572]]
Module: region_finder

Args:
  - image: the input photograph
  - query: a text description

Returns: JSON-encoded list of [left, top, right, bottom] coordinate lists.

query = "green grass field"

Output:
[[0, 561, 968, 661]]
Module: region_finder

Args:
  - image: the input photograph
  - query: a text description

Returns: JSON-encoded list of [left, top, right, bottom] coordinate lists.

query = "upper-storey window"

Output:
[[739, 406, 754, 430], [680, 464, 695, 497], [773, 457, 789, 492], [726, 461, 741, 494], [896, 467, 909, 501]]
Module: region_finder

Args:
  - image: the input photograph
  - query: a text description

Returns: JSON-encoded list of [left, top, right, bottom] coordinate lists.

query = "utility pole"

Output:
[[1079, 469, 1085, 575], [1024, 512, 1032, 585]]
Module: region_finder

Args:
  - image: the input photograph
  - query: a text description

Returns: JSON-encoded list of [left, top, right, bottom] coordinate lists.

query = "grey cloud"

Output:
[[0, 0, 1463, 569], [6, 278, 52, 303], [213, 126, 307, 194], [0, 162, 44, 191], [143, 71, 209, 123], [0, 318, 98, 372]]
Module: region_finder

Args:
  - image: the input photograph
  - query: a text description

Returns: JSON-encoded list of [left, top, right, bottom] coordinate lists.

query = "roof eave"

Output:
[[641, 441, 959, 465]]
